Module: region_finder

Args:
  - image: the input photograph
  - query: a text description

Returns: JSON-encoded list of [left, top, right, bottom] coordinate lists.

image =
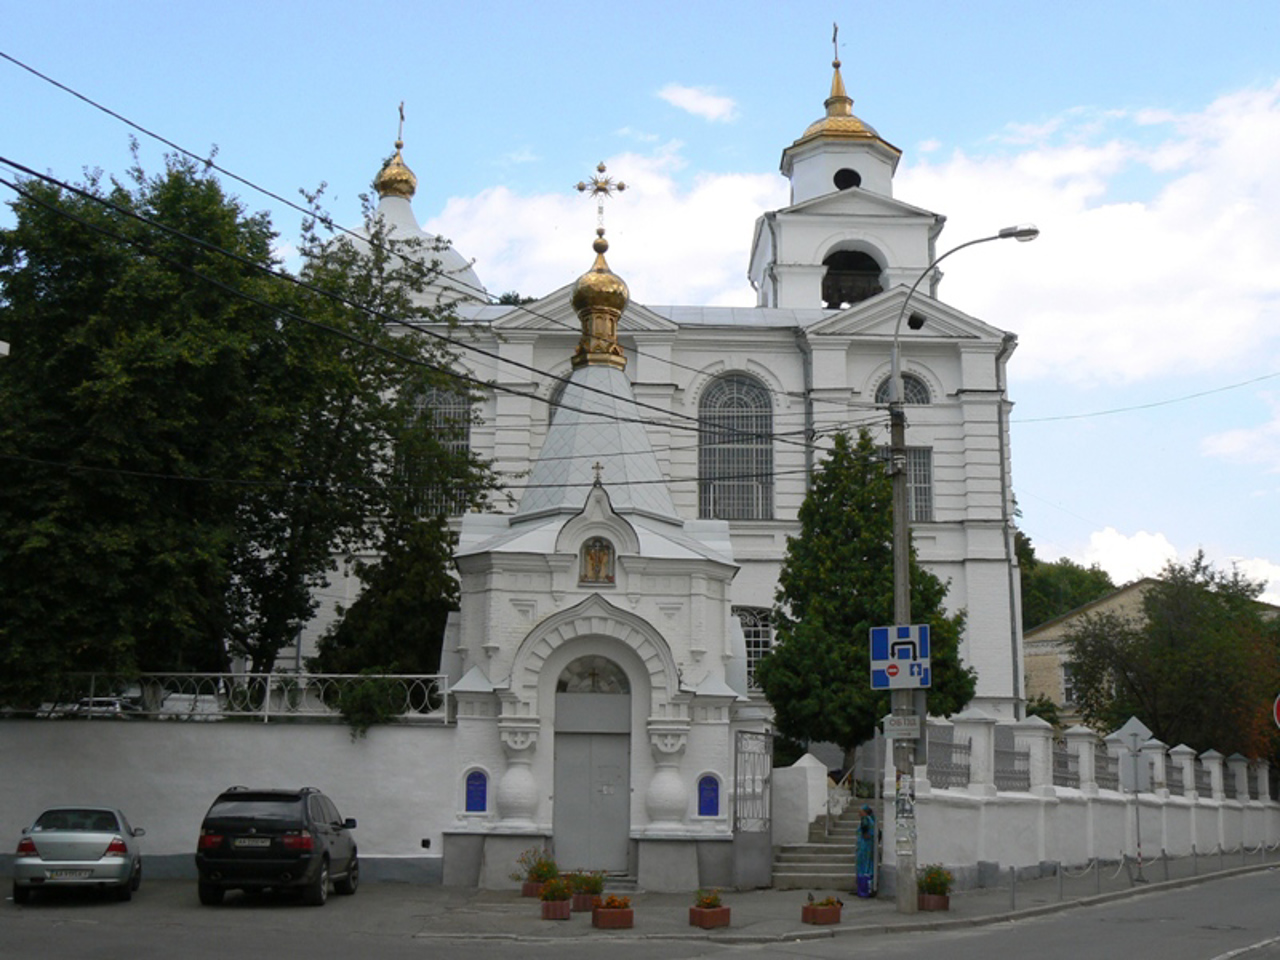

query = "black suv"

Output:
[[195, 787, 358, 906]]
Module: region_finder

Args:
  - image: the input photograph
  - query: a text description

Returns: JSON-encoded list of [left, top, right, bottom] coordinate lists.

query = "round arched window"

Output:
[[556, 656, 630, 694], [875, 374, 931, 405], [833, 168, 861, 190]]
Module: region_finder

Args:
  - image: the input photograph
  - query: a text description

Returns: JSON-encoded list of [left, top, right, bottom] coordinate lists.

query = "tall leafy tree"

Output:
[[0, 154, 492, 700], [1064, 552, 1280, 757], [754, 429, 975, 755]]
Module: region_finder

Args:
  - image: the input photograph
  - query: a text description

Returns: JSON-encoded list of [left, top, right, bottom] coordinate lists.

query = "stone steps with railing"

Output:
[[772, 806, 865, 890]]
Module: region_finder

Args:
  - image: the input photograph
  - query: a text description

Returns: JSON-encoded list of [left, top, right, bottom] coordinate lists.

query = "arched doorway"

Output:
[[553, 655, 631, 872]]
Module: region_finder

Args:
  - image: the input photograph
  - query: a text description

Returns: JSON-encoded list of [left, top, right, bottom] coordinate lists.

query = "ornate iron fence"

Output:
[[1195, 762, 1212, 796], [1095, 751, 1120, 791], [1167, 764, 1185, 797], [14, 672, 449, 724], [926, 733, 971, 788], [1052, 741, 1080, 788], [733, 730, 773, 832], [993, 726, 1029, 791]]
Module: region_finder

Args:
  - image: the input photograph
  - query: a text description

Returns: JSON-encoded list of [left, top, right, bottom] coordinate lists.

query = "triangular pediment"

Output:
[[781, 187, 940, 222], [489, 285, 677, 334], [805, 286, 1010, 342]]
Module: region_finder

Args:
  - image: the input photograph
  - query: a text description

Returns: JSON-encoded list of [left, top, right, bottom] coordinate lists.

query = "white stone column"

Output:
[[1143, 739, 1169, 798], [1064, 725, 1098, 795], [951, 707, 998, 798], [1199, 749, 1225, 800], [1257, 760, 1273, 802], [1013, 715, 1056, 798], [1170, 744, 1197, 799]]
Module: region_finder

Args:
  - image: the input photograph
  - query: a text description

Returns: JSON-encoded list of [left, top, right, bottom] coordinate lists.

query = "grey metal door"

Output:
[[553, 731, 630, 871]]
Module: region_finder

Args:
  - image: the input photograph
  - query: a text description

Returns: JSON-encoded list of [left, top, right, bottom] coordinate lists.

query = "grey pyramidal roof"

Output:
[[514, 364, 679, 523]]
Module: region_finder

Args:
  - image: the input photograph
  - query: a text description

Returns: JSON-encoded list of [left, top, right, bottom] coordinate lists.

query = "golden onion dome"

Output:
[[571, 230, 630, 316], [374, 138, 417, 200]]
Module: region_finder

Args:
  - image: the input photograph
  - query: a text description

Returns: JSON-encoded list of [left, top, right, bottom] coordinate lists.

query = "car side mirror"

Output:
[[133, 827, 146, 837], [343, 818, 356, 830]]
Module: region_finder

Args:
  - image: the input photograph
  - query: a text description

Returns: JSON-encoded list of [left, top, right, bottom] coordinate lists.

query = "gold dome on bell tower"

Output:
[[571, 228, 629, 370]]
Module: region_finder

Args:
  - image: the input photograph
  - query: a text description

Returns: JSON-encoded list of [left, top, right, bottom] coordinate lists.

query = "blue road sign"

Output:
[[870, 624, 931, 689]]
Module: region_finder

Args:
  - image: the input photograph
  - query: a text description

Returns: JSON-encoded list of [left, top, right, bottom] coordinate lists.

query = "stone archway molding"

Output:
[[507, 594, 682, 714]]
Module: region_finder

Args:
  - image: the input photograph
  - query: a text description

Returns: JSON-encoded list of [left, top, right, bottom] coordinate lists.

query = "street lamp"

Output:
[[888, 223, 1038, 914]]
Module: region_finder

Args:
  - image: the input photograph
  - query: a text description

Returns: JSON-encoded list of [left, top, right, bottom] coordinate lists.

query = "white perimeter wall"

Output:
[[0, 721, 455, 877]]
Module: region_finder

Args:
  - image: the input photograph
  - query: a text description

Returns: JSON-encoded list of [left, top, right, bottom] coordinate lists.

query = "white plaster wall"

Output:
[[0, 721, 456, 864], [771, 754, 830, 847]]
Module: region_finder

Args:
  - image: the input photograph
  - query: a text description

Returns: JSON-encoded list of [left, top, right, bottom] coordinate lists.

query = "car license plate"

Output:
[[233, 837, 272, 848], [49, 869, 92, 879]]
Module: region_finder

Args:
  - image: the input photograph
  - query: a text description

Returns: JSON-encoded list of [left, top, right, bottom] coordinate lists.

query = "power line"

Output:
[[1012, 372, 1280, 423]]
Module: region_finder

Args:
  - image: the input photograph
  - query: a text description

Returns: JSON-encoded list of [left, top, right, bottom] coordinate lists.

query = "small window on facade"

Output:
[[580, 536, 615, 584], [833, 168, 861, 190], [465, 770, 487, 813], [874, 374, 931, 405], [877, 446, 935, 522], [401, 384, 473, 516], [734, 606, 774, 689], [1062, 663, 1078, 705], [697, 775, 720, 817]]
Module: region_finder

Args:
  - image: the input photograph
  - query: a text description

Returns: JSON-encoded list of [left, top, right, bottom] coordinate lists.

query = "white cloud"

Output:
[[1201, 391, 1280, 472], [427, 142, 787, 306], [1074, 528, 1280, 605], [897, 82, 1280, 386], [657, 84, 739, 123], [1080, 527, 1178, 585]]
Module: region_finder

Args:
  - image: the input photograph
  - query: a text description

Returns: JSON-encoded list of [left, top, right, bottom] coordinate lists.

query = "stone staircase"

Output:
[[771, 805, 865, 890]]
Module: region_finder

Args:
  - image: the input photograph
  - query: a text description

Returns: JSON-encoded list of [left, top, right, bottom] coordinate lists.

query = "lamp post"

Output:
[[888, 223, 1038, 914]]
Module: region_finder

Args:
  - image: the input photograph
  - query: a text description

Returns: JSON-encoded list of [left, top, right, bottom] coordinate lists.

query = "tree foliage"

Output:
[[0, 153, 491, 701], [1064, 552, 1280, 757], [754, 430, 975, 753], [1018, 533, 1115, 631]]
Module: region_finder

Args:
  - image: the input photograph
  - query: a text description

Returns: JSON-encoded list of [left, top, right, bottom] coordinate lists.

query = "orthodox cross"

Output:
[[397, 101, 405, 142], [592, 461, 605, 485], [576, 162, 627, 234]]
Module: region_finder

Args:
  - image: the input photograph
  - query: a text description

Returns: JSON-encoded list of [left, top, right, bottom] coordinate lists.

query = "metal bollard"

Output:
[[1162, 849, 1169, 883], [1192, 844, 1198, 876], [1095, 858, 1101, 896], [1057, 863, 1064, 902], [1010, 866, 1016, 912]]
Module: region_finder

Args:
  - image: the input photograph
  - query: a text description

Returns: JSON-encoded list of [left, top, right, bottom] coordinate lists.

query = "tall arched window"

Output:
[[699, 374, 773, 520], [402, 384, 472, 516]]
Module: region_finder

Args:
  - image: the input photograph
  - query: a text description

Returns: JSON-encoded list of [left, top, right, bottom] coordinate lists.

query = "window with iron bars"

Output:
[[402, 386, 472, 517], [734, 606, 774, 689], [877, 446, 934, 522], [698, 374, 774, 520]]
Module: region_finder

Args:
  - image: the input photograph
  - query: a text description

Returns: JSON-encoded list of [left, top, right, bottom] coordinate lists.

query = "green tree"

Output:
[[0, 155, 492, 700], [754, 430, 975, 755], [310, 518, 459, 675], [1064, 552, 1280, 757], [1021, 551, 1115, 631]]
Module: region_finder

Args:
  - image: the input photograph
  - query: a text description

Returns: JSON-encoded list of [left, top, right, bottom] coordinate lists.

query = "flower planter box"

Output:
[[592, 907, 634, 929], [571, 892, 599, 912], [801, 904, 842, 925], [689, 905, 730, 929], [521, 881, 544, 898], [541, 899, 572, 920], [917, 893, 950, 911]]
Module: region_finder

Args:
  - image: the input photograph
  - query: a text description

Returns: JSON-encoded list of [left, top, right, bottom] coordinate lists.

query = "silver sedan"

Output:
[[12, 807, 144, 903]]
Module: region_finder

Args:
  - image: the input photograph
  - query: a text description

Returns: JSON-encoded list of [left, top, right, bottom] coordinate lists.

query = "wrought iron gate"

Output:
[[733, 730, 773, 833]]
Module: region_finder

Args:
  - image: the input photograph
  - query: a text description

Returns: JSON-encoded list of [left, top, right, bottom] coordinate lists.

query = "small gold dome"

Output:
[[571, 231, 630, 316], [374, 139, 417, 200], [792, 58, 895, 150], [570, 230, 629, 370]]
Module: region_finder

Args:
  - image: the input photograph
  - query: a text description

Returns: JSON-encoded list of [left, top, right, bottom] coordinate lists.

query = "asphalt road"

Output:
[[3, 871, 1279, 960]]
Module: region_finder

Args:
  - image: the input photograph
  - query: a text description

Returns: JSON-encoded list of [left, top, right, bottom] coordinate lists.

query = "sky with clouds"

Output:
[[3, 0, 1279, 602]]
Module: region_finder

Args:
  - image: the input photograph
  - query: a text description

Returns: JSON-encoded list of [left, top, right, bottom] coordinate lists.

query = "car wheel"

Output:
[[334, 853, 359, 895], [130, 861, 142, 892], [198, 882, 224, 906], [302, 859, 329, 907], [12, 883, 30, 905], [115, 881, 133, 902]]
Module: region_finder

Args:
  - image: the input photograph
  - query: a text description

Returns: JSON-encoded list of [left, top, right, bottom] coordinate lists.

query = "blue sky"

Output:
[[4, 1, 1280, 601]]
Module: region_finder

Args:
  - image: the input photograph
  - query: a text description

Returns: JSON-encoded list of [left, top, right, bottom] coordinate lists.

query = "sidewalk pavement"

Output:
[[410, 863, 1274, 943]]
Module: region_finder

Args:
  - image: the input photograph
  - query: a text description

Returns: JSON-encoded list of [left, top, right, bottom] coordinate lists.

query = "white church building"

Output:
[[305, 53, 1028, 888]]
